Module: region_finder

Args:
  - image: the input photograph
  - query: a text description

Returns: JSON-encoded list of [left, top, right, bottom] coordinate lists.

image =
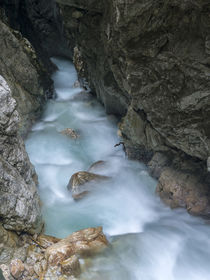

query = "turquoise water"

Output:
[[26, 57, 210, 280]]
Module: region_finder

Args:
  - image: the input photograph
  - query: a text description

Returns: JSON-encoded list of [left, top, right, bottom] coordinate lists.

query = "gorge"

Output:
[[0, 0, 210, 279]]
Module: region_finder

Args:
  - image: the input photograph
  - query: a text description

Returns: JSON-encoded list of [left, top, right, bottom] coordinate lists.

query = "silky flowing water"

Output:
[[25, 58, 210, 280]]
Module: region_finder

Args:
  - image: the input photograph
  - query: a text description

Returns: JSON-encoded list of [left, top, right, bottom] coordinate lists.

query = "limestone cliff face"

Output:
[[0, 76, 43, 234], [57, 0, 210, 216]]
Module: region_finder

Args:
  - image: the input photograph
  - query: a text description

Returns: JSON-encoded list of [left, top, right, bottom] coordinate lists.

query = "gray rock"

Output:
[[0, 76, 43, 234], [0, 20, 51, 136], [58, 0, 210, 215], [58, 0, 210, 161]]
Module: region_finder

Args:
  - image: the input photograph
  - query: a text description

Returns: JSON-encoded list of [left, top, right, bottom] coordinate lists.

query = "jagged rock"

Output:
[[0, 20, 52, 135], [60, 0, 210, 162], [67, 171, 110, 199], [156, 167, 210, 217], [58, 0, 210, 214], [0, 76, 43, 234], [10, 259, 24, 279], [45, 227, 109, 266]]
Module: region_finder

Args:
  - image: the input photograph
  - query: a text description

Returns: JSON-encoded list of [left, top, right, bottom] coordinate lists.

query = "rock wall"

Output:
[[0, 76, 43, 234], [0, 0, 71, 72], [57, 0, 210, 216], [0, 2, 55, 264]]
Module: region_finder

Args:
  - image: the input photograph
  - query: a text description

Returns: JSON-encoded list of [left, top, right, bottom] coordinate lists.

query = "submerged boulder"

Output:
[[67, 171, 110, 199]]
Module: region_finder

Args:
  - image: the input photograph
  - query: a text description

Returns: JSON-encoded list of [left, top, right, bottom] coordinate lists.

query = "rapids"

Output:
[[25, 57, 210, 280]]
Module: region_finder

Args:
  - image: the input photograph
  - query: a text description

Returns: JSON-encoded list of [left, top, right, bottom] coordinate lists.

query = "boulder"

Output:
[[156, 168, 210, 217], [67, 171, 110, 199], [45, 227, 109, 266]]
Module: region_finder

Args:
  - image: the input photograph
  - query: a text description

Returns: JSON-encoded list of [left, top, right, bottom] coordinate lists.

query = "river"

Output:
[[25, 57, 210, 280]]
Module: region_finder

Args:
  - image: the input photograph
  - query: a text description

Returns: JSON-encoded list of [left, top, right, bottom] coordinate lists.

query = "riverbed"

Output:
[[25, 57, 210, 280]]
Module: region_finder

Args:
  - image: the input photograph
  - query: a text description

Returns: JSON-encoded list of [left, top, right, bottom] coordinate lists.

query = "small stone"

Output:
[[10, 259, 24, 279], [61, 255, 81, 277], [61, 128, 80, 139]]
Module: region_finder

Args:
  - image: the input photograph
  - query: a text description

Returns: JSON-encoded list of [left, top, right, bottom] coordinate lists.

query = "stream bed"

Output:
[[25, 58, 210, 280]]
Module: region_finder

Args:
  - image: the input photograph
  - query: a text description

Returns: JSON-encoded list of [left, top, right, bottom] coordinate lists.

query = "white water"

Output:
[[25, 57, 210, 280]]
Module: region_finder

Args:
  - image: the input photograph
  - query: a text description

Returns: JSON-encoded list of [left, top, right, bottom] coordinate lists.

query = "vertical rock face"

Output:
[[0, 19, 52, 136], [0, 75, 43, 234], [0, 0, 71, 70], [57, 0, 210, 215]]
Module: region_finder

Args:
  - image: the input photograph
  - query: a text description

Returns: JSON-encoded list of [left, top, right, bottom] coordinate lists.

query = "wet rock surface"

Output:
[[1, 227, 108, 279], [67, 171, 110, 199], [45, 227, 109, 265], [57, 0, 210, 215]]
